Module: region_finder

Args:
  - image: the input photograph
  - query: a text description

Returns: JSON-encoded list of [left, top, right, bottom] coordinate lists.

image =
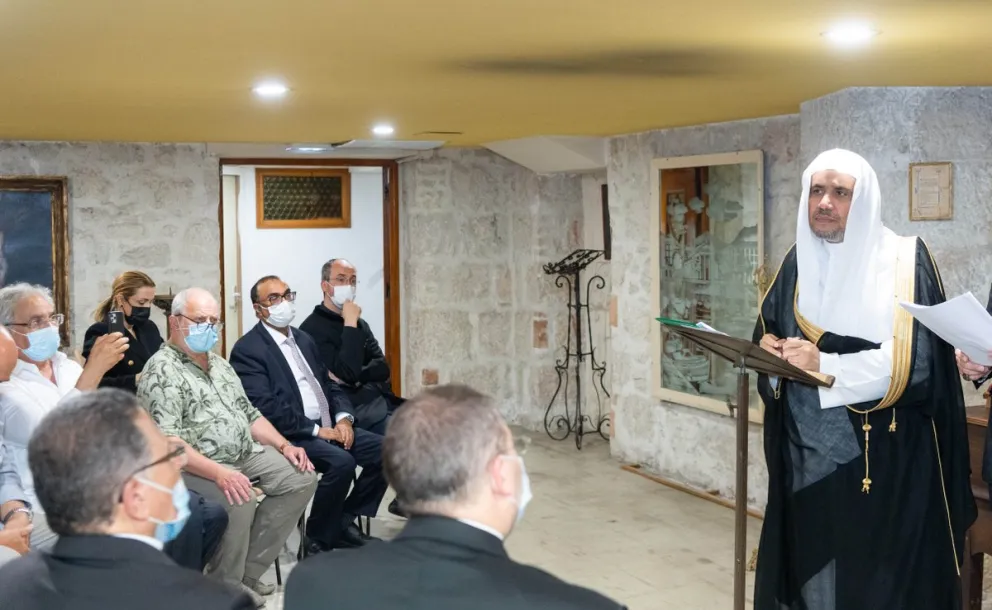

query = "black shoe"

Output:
[[335, 523, 368, 549], [387, 499, 407, 518], [305, 539, 333, 556]]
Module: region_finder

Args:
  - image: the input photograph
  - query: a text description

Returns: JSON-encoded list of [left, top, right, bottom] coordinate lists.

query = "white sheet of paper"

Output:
[[694, 322, 727, 335], [899, 292, 992, 366]]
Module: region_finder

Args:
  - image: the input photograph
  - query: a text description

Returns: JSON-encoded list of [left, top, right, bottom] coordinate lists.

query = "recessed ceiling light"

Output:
[[253, 82, 289, 98], [286, 145, 328, 153], [823, 22, 878, 47], [372, 124, 395, 136]]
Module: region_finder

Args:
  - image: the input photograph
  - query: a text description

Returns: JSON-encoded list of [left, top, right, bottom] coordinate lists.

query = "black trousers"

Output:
[[297, 426, 387, 547], [164, 489, 229, 571]]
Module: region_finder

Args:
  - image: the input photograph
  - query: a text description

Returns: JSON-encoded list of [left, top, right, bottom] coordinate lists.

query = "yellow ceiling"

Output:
[[1, 0, 991, 146]]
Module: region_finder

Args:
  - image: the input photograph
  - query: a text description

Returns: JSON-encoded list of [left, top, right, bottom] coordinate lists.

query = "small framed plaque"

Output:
[[909, 162, 953, 221]]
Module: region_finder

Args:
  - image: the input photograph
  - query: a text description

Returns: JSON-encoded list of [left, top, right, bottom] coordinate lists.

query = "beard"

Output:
[[811, 215, 845, 243]]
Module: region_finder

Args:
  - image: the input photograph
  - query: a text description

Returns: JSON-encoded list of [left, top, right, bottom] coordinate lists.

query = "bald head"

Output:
[[321, 258, 356, 283], [0, 326, 16, 381]]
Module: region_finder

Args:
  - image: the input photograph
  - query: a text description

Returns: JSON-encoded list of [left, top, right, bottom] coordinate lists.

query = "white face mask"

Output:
[[505, 455, 532, 527], [330, 285, 355, 308], [264, 300, 296, 328]]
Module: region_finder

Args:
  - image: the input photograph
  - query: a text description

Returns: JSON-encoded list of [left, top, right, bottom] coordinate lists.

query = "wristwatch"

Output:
[[1, 505, 33, 526], [278, 441, 293, 453]]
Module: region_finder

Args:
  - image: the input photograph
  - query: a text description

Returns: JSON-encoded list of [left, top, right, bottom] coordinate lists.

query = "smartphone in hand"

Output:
[[106, 310, 126, 335]]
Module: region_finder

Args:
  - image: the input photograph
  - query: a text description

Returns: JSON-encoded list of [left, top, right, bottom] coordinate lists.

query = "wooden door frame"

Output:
[[217, 157, 402, 395]]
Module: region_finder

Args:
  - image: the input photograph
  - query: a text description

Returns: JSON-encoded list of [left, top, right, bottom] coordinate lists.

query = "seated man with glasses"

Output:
[[0, 388, 253, 610], [230, 275, 388, 554], [0, 283, 128, 550], [138, 287, 317, 608]]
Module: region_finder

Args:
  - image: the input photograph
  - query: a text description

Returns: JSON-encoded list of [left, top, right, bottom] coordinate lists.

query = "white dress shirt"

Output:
[[457, 518, 505, 541], [261, 324, 350, 437], [0, 352, 82, 511], [112, 533, 164, 551]]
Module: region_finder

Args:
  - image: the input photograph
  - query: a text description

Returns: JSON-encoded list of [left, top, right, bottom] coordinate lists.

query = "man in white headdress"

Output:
[[752, 149, 975, 610]]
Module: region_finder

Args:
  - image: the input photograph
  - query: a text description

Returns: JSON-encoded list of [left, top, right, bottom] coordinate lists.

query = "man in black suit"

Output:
[[230, 275, 388, 554], [285, 384, 627, 610], [0, 388, 252, 610]]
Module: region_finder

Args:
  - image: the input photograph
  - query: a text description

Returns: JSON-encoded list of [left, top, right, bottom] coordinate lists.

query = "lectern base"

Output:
[[730, 364, 749, 610]]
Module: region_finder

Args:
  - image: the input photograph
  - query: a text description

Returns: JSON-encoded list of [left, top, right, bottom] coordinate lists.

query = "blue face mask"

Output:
[[19, 326, 60, 362], [136, 476, 191, 544], [184, 323, 219, 354]]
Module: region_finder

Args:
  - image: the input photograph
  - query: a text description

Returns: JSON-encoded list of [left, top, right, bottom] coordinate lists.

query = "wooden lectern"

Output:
[[657, 318, 835, 610]]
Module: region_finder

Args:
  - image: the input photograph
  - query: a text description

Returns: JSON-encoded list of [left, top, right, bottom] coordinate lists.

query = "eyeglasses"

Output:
[[179, 314, 224, 333], [130, 441, 187, 477], [6, 313, 64, 332], [326, 276, 359, 287], [258, 290, 297, 307]]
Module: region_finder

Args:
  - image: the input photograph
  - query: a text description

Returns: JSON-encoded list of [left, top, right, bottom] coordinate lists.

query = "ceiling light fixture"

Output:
[[372, 124, 395, 136], [253, 81, 289, 98], [286, 145, 328, 153], [823, 22, 878, 47]]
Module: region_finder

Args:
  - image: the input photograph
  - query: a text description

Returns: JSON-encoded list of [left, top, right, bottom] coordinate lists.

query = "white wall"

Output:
[[223, 165, 386, 343]]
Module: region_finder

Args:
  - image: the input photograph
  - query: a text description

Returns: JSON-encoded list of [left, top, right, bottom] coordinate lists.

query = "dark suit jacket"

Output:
[[299, 304, 401, 407], [82, 319, 164, 393], [285, 516, 627, 610], [229, 322, 354, 440], [0, 535, 252, 610]]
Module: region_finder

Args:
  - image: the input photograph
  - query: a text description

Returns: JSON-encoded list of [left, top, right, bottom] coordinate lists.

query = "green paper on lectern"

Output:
[[655, 316, 697, 328]]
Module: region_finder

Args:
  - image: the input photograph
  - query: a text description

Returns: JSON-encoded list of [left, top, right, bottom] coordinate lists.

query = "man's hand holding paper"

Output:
[[899, 292, 992, 367]]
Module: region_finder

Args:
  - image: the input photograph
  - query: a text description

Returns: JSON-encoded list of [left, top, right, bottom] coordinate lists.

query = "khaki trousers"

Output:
[[184, 447, 317, 587]]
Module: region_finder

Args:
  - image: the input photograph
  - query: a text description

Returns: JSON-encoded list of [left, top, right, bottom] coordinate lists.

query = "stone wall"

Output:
[[0, 142, 220, 348], [399, 149, 585, 429], [607, 115, 801, 508]]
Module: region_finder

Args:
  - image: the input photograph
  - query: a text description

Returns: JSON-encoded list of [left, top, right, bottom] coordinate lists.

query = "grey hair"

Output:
[[0, 283, 54, 325], [170, 287, 216, 316], [28, 389, 152, 536], [383, 384, 510, 515]]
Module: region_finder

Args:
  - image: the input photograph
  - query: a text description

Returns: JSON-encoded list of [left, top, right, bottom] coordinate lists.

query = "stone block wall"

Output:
[[0, 142, 220, 348], [607, 115, 801, 508], [400, 148, 585, 429]]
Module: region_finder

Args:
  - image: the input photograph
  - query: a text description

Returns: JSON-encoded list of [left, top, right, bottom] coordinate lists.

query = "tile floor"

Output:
[[259, 429, 763, 610]]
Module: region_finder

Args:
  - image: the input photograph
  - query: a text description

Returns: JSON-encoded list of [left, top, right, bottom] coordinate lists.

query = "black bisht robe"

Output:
[[752, 238, 976, 610]]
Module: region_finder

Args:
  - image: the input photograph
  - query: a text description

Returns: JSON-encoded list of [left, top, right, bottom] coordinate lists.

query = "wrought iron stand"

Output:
[[542, 249, 611, 450]]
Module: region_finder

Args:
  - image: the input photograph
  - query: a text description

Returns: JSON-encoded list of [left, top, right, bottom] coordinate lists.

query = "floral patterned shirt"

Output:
[[138, 343, 263, 466]]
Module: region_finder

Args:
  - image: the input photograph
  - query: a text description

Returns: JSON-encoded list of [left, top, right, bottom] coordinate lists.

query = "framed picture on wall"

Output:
[[649, 151, 765, 423], [0, 176, 70, 346], [255, 167, 352, 229]]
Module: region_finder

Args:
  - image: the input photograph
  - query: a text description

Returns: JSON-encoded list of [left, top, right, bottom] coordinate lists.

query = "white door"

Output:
[[221, 173, 243, 357]]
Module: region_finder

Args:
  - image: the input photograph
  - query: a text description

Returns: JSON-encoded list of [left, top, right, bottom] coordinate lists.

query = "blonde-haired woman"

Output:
[[82, 271, 161, 392]]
